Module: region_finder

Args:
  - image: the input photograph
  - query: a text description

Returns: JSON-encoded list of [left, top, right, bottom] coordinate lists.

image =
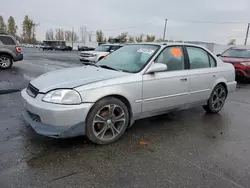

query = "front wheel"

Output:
[[86, 97, 129, 145], [203, 84, 227, 113]]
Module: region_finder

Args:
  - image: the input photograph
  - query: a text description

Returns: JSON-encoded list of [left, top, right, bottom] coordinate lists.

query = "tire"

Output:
[[86, 97, 129, 145], [203, 84, 227, 114], [0, 55, 13, 69]]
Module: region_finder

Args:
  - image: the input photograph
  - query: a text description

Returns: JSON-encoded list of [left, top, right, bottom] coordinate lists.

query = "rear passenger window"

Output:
[[209, 55, 216, 67], [186, 47, 210, 69], [0, 36, 16, 45], [155, 46, 185, 71]]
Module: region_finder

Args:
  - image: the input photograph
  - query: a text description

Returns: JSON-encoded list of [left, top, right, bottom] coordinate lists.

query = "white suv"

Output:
[[79, 44, 123, 63]]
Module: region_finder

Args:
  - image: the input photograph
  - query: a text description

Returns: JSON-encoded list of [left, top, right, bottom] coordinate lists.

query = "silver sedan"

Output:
[[21, 43, 236, 144]]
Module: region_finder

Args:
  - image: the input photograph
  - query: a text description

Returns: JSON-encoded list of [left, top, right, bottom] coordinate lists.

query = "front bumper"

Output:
[[21, 89, 94, 138], [13, 53, 23, 62], [234, 65, 250, 79], [79, 55, 97, 62]]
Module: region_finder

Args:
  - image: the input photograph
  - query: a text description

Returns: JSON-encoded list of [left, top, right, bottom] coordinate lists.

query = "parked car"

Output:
[[42, 45, 54, 51], [79, 44, 123, 63], [55, 45, 72, 51], [218, 47, 250, 81], [21, 43, 236, 144], [0, 33, 23, 69], [78, 46, 95, 51]]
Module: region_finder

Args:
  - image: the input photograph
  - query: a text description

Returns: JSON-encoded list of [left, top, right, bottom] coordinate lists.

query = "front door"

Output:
[[142, 46, 189, 113]]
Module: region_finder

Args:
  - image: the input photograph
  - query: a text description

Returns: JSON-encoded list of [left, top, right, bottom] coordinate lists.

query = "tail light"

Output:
[[16, 46, 22, 53]]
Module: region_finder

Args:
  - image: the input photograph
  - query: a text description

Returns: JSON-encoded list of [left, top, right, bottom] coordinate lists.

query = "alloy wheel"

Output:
[[211, 86, 226, 111], [92, 104, 126, 141], [0, 57, 11, 68]]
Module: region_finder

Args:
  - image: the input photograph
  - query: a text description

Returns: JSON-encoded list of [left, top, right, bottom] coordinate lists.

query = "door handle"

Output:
[[180, 78, 187, 81]]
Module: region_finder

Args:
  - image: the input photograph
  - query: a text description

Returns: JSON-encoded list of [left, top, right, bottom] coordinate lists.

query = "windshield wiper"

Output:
[[82, 62, 99, 67], [99, 65, 120, 71]]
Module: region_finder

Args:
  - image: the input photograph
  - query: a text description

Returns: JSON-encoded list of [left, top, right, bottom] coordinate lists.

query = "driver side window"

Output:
[[155, 46, 185, 71]]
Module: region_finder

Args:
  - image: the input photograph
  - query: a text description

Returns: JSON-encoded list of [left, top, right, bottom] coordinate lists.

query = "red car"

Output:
[[218, 47, 250, 80]]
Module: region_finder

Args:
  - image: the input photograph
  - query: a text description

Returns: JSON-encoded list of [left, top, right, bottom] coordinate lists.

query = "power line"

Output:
[[169, 19, 249, 24]]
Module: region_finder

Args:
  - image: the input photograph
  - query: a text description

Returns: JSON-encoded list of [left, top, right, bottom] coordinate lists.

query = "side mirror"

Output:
[[216, 54, 221, 57], [146, 63, 168, 74]]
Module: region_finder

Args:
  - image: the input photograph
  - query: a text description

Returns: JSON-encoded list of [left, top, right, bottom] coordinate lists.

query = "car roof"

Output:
[[229, 46, 250, 50], [101, 43, 123, 46], [125, 42, 207, 48]]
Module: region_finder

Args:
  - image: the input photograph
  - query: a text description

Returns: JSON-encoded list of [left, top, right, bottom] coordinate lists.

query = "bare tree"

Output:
[[88, 30, 93, 42], [135, 34, 144, 43], [55, 29, 64, 40], [0, 15, 7, 33], [64, 30, 79, 41], [117, 32, 128, 43], [64, 30, 71, 41], [96, 30, 104, 42], [45, 29, 54, 40], [146, 35, 156, 42], [128, 35, 134, 43]]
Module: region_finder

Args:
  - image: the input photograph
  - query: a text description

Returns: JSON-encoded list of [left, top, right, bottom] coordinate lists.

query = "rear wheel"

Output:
[[0, 55, 13, 69], [203, 84, 227, 113], [86, 97, 129, 145]]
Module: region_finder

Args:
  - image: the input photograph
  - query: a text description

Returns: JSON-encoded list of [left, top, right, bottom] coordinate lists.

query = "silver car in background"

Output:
[[21, 43, 236, 144]]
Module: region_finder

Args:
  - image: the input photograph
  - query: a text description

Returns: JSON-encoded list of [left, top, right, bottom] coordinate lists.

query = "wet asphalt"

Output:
[[0, 48, 250, 188]]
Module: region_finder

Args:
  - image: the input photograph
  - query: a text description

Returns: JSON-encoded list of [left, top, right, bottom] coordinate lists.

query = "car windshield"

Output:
[[94, 45, 111, 52], [221, 49, 250, 58], [96, 44, 160, 73]]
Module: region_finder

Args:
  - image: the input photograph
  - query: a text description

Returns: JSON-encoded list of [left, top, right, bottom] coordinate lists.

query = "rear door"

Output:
[[185, 46, 217, 103]]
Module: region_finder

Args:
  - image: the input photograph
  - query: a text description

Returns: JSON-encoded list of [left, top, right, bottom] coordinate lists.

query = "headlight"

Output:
[[42, 89, 82, 104], [240, 62, 250, 66]]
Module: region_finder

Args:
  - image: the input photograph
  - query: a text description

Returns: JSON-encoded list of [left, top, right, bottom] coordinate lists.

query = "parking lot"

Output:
[[0, 48, 250, 188]]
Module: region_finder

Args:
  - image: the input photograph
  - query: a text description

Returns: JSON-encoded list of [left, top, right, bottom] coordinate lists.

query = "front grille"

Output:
[[80, 53, 92, 57], [26, 83, 39, 98], [27, 110, 41, 122]]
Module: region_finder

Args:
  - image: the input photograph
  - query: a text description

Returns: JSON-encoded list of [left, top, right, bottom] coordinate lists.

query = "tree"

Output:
[[117, 32, 128, 43], [96, 30, 104, 42], [45, 29, 54, 40], [64, 30, 79, 41], [228, 39, 236, 45], [22, 15, 37, 43], [146, 35, 156, 42], [55, 29, 64, 40], [128, 36, 134, 43], [135, 34, 144, 43], [108, 37, 112, 43], [155, 38, 163, 42], [7, 16, 18, 36], [0, 15, 6, 33], [103, 38, 107, 43], [88, 30, 93, 42]]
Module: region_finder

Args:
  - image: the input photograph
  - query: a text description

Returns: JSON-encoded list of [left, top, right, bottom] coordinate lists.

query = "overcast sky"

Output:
[[1, 0, 250, 44]]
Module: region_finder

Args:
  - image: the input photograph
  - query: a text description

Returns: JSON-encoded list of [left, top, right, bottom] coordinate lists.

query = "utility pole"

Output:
[[244, 23, 250, 45], [162, 19, 168, 41], [72, 27, 74, 48]]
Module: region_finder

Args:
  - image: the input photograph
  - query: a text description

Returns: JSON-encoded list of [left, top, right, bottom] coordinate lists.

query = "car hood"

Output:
[[220, 57, 250, 64], [80, 51, 109, 56], [30, 66, 130, 93]]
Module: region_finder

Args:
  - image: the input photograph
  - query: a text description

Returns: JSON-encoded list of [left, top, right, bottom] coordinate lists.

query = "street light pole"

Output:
[[244, 23, 250, 45], [162, 19, 168, 41]]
